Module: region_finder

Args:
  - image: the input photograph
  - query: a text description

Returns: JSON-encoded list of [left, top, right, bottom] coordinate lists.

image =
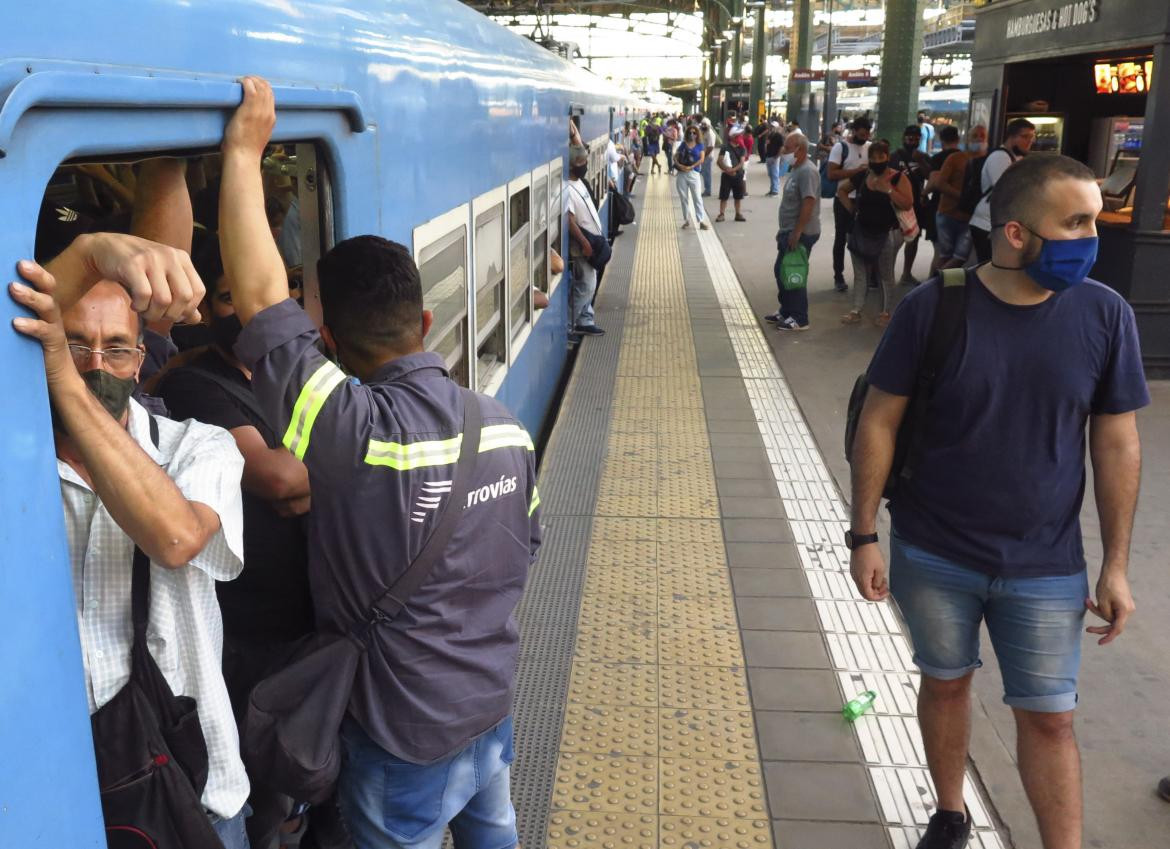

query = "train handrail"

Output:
[[0, 71, 367, 157]]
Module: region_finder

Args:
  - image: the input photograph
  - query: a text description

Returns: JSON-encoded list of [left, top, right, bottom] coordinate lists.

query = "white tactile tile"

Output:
[[695, 228, 1005, 840]]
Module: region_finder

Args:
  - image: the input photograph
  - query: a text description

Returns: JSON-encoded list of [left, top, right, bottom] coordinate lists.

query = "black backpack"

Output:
[[956, 147, 1007, 216], [844, 268, 967, 499]]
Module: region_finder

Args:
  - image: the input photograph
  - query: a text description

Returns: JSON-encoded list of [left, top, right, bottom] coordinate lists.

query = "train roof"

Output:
[[0, 0, 637, 115]]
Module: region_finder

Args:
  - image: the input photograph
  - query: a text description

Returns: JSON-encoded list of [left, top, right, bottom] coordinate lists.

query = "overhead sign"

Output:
[[840, 69, 873, 81], [1005, 0, 1099, 39], [792, 69, 824, 81]]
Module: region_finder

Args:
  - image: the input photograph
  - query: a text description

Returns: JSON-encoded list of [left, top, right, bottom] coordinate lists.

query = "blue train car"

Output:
[[0, 1, 641, 843]]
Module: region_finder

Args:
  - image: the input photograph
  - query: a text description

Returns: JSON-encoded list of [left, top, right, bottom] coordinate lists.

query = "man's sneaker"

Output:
[[765, 191, 779, 197], [915, 808, 971, 849], [763, 312, 783, 323], [715, 213, 726, 222], [834, 276, 848, 293], [776, 317, 809, 332], [1158, 776, 1170, 802], [681, 221, 690, 229], [575, 324, 605, 336]]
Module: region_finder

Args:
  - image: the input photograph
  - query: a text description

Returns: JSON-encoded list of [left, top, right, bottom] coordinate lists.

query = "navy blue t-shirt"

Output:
[[867, 269, 1149, 577]]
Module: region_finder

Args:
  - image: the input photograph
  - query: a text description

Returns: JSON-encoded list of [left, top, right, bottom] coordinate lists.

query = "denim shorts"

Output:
[[889, 529, 1088, 713], [934, 213, 972, 261], [338, 716, 517, 849]]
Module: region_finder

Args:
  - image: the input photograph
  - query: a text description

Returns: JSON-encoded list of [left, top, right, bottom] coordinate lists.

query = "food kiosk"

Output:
[[971, 0, 1170, 375]]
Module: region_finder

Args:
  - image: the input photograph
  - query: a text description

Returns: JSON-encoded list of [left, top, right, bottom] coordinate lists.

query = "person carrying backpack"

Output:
[[967, 117, 1036, 263], [826, 117, 873, 292], [927, 124, 985, 271]]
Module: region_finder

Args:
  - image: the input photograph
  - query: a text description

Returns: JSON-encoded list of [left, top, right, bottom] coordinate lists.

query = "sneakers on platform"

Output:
[[734, 214, 747, 222], [764, 312, 783, 323], [776, 317, 808, 332], [575, 324, 605, 336], [699, 221, 710, 230], [915, 808, 971, 849]]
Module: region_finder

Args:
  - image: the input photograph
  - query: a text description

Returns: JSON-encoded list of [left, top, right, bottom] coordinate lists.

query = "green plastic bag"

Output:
[[780, 244, 809, 291]]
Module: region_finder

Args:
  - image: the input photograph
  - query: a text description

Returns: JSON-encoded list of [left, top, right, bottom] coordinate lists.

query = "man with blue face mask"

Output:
[[848, 154, 1148, 849]]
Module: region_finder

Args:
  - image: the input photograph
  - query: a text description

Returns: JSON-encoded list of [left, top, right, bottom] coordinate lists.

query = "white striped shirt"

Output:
[[58, 399, 248, 818]]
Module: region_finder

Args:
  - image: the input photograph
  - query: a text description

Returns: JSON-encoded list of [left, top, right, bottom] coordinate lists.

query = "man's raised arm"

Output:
[[219, 76, 287, 325]]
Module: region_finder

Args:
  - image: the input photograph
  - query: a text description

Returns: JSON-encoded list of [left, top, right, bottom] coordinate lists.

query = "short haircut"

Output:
[[192, 230, 226, 295], [317, 236, 424, 356], [939, 125, 960, 144], [989, 154, 1096, 228], [868, 140, 891, 159], [903, 124, 921, 138], [1005, 117, 1035, 138], [851, 116, 872, 132], [787, 133, 811, 153], [569, 144, 588, 165]]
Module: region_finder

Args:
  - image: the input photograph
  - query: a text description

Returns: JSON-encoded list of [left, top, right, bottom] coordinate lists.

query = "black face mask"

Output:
[[903, 141, 918, 152], [570, 163, 588, 179], [80, 369, 137, 421], [870, 162, 889, 174], [211, 312, 243, 354]]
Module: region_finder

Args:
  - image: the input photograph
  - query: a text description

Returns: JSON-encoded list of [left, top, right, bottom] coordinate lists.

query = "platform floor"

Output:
[[511, 172, 1008, 849]]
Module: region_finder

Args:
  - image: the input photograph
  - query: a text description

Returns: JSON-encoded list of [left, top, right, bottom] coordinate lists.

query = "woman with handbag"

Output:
[[674, 125, 709, 230], [837, 140, 914, 327]]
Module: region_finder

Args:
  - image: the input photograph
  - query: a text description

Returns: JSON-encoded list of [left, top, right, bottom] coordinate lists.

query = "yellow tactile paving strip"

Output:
[[546, 176, 772, 849]]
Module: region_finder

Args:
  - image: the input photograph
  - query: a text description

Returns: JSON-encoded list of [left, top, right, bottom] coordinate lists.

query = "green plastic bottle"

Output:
[[842, 689, 878, 722]]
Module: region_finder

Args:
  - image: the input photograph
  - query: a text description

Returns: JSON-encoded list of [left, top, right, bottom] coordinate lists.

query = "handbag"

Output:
[[847, 224, 889, 260], [241, 389, 483, 803], [610, 190, 635, 226], [90, 416, 224, 849], [893, 203, 920, 242]]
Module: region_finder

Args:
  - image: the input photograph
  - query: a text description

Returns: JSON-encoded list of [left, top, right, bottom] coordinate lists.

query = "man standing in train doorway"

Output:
[[566, 144, 607, 339], [847, 154, 1148, 849], [218, 77, 541, 849]]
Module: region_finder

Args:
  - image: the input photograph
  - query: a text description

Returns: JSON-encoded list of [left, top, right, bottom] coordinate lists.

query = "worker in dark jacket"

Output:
[[219, 76, 540, 849]]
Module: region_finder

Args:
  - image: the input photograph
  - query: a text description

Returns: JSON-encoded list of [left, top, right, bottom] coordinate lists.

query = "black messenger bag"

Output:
[[90, 416, 224, 849], [242, 389, 483, 803]]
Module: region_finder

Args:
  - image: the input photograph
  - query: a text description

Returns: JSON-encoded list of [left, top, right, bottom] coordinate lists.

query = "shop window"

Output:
[[474, 199, 507, 391], [508, 183, 531, 344], [414, 210, 469, 387]]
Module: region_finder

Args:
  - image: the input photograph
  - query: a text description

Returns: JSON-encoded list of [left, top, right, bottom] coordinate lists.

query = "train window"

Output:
[[507, 182, 532, 348], [548, 158, 563, 294], [413, 205, 470, 387], [531, 171, 548, 299], [34, 142, 332, 341], [474, 198, 507, 392]]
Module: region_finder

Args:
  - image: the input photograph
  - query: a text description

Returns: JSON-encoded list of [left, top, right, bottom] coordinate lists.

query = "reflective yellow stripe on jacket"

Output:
[[364, 424, 534, 471], [283, 361, 348, 461]]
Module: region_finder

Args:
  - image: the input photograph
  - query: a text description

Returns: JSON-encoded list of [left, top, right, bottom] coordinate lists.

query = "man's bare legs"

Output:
[[918, 672, 973, 815], [1015, 708, 1081, 849]]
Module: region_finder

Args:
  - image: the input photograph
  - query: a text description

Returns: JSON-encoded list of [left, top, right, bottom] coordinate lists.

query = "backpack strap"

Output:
[[900, 268, 967, 484], [160, 365, 274, 440], [365, 388, 483, 626]]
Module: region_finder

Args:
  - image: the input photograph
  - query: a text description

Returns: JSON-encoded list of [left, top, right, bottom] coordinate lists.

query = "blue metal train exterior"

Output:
[[0, 2, 642, 843]]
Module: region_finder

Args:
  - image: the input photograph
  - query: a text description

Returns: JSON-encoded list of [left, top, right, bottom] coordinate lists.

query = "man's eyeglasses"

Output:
[[68, 344, 144, 373]]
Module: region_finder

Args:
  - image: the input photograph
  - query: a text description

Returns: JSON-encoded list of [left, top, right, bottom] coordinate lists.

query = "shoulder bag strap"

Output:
[[130, 414, 162, 644], [368, 388, 482, 624]]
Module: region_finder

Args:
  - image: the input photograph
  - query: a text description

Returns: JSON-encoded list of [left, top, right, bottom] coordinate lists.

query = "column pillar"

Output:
[[875, 0, 926, 135], [786, 0, 813, 126], [749, 3, 767, 124], [732, 0, 744, 80]]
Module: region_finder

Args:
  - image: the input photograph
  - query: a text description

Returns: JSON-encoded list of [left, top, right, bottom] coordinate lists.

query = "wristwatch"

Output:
[[844, 530, 879, 550]]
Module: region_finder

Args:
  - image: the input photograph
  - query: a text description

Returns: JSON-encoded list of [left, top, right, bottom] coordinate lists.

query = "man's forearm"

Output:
[[568, 215, 590, 250], [131, 159, 192, 253], [53, 378, 217, 567], [219, 147, 288, 324], [849, 417, 897, 534], [1092, 436, 1142, 572]]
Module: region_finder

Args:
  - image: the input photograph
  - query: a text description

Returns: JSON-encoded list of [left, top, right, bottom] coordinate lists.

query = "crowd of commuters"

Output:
[[13, 77, 541, 849]]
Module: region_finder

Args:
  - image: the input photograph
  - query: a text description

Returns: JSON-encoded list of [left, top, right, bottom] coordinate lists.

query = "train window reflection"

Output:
[[417, 225, 469, 385]]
